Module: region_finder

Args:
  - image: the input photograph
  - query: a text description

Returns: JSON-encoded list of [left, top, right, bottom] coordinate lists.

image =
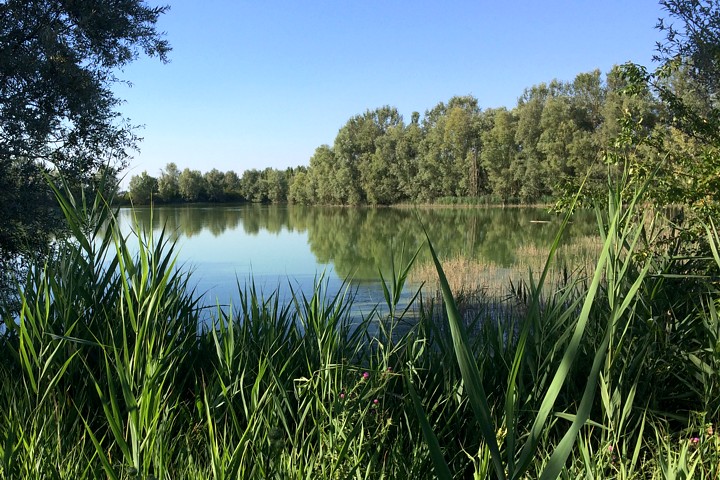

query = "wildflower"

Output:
[[691, 437, 700, 446], [373, 398, 379, 405], [607, 445, 614, 453], [340, 392, 345, 399], [362, 372, 369, 380]]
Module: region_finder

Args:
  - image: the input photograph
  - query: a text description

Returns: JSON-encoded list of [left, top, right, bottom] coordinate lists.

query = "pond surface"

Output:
[[117, 204, 598, 318]]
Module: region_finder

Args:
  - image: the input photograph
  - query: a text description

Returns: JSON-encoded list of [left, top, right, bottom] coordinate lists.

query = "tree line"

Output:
[[127, 65, 698, 207], [125, 163, 302, 204]]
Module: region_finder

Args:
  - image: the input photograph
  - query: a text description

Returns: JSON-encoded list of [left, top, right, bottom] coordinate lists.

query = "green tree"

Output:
[[334, 106, 402, 204], [241, 169, 263, 202], [482, 108, 520, 203], [364, 123, 406, 204], [204, 168, 226, 202], [656, 0, 720, 109], [594, 0, 720, 235], [306, 145, 337, 204], [157, 162, 180, 202], [263, 168, 288, 203], [418, 96, 485, 201], [536, 94, 579, 196], [514, 82, 567, 201], [0, 0, 169, 281], [128, 171, 158, 205], [223, 170, 242, 200], [564, 70, 607, 197], [396, 112, 423, 201], [178, 168, 205, 202], [288, 170, 312, 204]]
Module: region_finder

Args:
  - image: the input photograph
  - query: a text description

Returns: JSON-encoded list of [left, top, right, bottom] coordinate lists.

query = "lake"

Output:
[[117, 204, 599, 319]]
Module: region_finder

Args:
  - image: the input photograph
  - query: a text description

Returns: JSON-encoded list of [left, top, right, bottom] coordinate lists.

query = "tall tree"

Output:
[[157, 162, 180, 202], [615, 0, 720, 222], [178, 168, 205, 202], [334, 106, 402, 204], [128, 171, 158, 205], [223, 170, 242, 200], [204, 168, 226, 202], [656, 0, 720, 113], [536, 94, 578, 196], [0, 0, 170, 271], [514, 82, 568, 201], [364, 123, 404, 205], [396, 113, 423, 201], [262, 167, 288, 203], [416, 96, 483, 201], [482, 108, 520, 203], [240, 169, 263, 202], [306, 145, 336, 204]]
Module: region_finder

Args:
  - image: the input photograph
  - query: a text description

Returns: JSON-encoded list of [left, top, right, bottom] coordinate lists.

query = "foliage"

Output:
[[614, 0, 720, 228], [5, 0, 720, 476], [157, 162, 181, 202], [2, 164, 720, 478], [0, 0, 169, 279], [127, 170, 158, 204]]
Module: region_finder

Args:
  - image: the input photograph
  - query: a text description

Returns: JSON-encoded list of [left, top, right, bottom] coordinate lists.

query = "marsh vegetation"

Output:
[[1, 175, 719, 478]]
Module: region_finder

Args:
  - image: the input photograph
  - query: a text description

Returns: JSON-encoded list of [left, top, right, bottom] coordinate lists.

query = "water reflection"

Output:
[[117, 204, 597, 318]]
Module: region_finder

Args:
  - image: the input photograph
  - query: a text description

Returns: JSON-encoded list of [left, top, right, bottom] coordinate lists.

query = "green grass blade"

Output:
[[514, 206, 618, 476], [505, 193, 579, 478], [79, 412, 120, 480], [423, 226, 506, 480], [404, 370, 453, 480]]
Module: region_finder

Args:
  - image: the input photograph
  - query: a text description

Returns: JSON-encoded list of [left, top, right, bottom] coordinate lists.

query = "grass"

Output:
[[0, 173, 719, 478]]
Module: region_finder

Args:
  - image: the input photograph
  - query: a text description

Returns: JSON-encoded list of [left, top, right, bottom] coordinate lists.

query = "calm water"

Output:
[[117, 204, 597, 318]]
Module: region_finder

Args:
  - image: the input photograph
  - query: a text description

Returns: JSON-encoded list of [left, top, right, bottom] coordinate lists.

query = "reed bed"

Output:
[[408, 234, 602, 298], [0, 176, 719, 479]]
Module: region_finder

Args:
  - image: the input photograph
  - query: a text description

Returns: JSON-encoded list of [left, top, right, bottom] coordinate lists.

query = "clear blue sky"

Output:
[[117, 0, 668, 185]]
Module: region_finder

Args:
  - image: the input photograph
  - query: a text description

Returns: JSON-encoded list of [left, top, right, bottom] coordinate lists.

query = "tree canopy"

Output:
[[120, 0, 719, 227], [0, 0, 169, 275]]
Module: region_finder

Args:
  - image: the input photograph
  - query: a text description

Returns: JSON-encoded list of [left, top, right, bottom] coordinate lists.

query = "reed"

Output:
[[0, 172, 719, 478], [408, 234, 602, 298]]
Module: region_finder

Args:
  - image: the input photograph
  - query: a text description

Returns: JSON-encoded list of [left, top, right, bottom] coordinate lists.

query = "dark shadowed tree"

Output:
[[223, 170, 242, 200], [0, 0, 170, 294]]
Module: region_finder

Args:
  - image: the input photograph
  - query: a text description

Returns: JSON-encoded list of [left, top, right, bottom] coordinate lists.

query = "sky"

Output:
[[116, 0, 669, 186]]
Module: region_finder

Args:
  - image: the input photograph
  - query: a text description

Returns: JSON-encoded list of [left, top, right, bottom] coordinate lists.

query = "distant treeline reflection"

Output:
[[120, 205, 598, 280]]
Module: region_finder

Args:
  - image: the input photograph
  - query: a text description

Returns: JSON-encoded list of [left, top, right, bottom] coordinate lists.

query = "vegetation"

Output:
[[3, 0, 720, 477], [2, 160, 720, 479], [129, 73, 640, 207], [0, 0, 168, 300], [126, 164, 301, 205]]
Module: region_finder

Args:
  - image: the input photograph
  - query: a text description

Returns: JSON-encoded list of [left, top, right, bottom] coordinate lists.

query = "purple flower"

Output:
[[340, 393, 345, 399], [362, 372, 369, 380], [373, 398, 379, 405]]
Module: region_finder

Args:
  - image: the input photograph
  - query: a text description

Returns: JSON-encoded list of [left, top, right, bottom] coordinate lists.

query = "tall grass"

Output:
[[0, 172, 719, 478]]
